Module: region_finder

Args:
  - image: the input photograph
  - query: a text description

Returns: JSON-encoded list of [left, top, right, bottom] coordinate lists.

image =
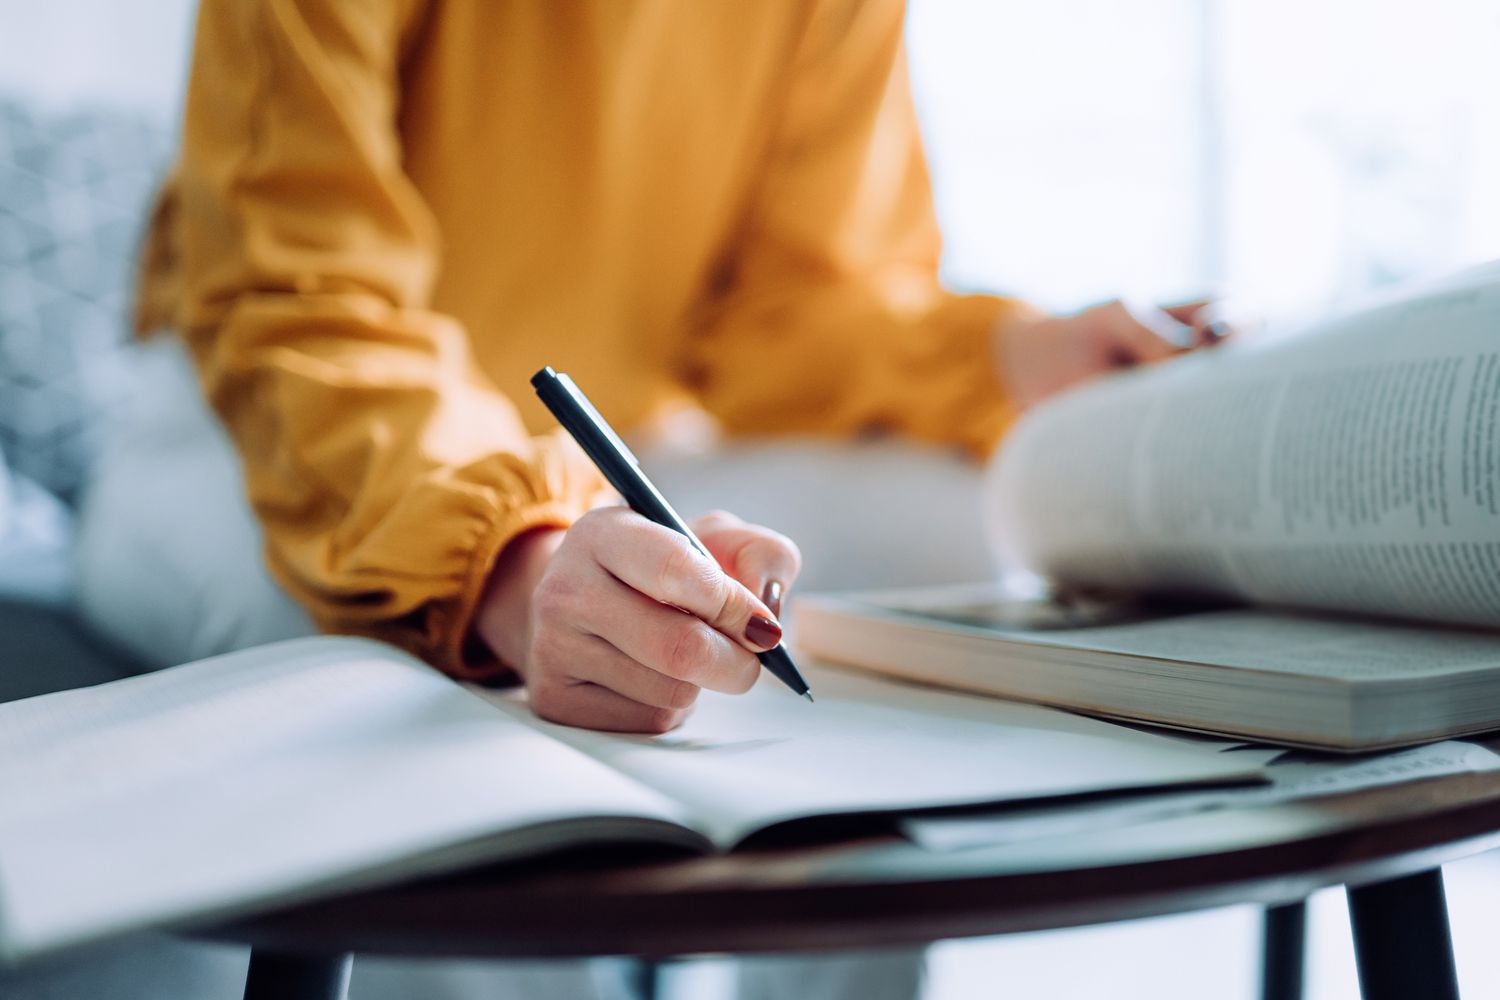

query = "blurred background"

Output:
[[908, 0, 1500, 320], [3, 1, 1499, 998], [8, 0, 1500, 316]]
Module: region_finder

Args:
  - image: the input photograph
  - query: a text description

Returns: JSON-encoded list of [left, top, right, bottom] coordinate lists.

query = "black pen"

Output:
[[531, 366, 814, 702]]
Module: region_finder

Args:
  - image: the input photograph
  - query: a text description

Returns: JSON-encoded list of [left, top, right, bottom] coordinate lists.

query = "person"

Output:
[[70, 1, 1222, 997]]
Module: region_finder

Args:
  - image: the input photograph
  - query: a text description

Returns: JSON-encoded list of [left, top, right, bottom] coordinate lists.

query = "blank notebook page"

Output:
[[0, 637, 679, 962]]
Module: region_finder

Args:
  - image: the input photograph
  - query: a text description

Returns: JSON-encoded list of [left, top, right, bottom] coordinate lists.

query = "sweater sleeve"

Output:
[[682, 0, 1042, 458], [171, 0, 612, 676]]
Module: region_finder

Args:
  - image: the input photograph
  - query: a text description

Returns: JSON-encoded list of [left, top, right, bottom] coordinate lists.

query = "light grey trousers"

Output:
[[54, 340, 997, 1000]]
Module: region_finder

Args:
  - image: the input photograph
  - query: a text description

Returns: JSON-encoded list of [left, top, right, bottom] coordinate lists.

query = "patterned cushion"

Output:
[[0, 96, 170, 504]]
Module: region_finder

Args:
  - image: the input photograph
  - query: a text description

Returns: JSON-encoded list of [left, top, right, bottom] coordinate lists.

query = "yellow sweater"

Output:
[[140, 0, 1031, 675]]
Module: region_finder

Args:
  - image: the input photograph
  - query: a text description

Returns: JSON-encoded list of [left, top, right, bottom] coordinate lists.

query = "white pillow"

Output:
[[74, 339, 316, 668], [0, 441, 74, 604], [0, 96, 170, 503]]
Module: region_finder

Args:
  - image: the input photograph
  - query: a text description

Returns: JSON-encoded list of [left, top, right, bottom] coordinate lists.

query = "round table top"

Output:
[[204, 739, 1500, 960]]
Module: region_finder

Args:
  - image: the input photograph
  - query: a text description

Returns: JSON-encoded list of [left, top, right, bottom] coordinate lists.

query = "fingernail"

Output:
[[1203, 320, 1231, 343], [745, 614, 783, 650], [761, 580, 784, 618]]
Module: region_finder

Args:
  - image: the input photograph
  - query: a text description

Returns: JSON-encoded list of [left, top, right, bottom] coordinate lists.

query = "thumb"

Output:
[[652, 537, 782, 654], [704, 571, 785, 655], [585, 511, 785, 653], [691, 510, 802, 619]]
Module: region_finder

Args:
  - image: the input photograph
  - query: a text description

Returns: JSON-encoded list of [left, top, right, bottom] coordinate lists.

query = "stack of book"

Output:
[[798, 264, 1500, 751]]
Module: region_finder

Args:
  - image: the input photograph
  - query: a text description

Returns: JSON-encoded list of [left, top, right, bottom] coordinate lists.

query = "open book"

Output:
[[0, 636, 1258, 965], [797, 264, 1500, 751]]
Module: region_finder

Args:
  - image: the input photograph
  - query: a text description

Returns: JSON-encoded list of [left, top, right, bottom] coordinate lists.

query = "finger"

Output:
[[1106, 300, 1186, 362], [1161, 298, 1213, 327], [691, 510, 802, 617], [529, 541, 759, 694], [1200, 319, 1233, 344], [1162, 299, 1234, 345], [561, 631, 703, 711], [581, 509, 783, 654], [529, 677, 690, 734], [576, 579, 762, 695]]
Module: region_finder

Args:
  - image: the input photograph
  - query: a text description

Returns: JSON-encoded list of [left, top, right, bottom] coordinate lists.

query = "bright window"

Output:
[[907, 0, 1500, 320]]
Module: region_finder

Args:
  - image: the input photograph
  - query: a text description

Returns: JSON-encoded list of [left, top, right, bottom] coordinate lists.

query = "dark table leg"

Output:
[[242, 949, 352, 1000], [1346, 868, 1460, 1000], [631, 958, 665, 1000], [1260, 901, 1306, 1000]]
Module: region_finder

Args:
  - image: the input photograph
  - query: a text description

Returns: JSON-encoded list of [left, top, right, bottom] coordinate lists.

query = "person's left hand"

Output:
[[995, 299, 1229, 411]]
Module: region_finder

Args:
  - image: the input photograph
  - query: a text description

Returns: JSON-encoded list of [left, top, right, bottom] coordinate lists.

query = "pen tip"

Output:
[[802, 691, 815, 704]]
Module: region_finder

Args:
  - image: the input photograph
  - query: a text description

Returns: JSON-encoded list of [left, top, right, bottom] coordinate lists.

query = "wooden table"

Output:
[[204, 749, 1500, 1000]]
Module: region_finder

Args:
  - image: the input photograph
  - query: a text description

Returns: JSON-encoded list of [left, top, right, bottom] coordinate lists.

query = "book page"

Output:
[[1040, 610, 1500, 681], [473, 664, 1263, 848], [989, 266, 1500, 627], [0, 637, 692, 963]]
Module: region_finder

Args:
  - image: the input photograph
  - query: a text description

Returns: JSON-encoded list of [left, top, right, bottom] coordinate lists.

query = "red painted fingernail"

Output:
[[761, 580, 784, 618], [745, 614, 782, 650]]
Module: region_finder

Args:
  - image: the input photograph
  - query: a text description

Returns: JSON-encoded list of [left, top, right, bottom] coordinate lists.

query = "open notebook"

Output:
[[0, 636, 1260, 964]]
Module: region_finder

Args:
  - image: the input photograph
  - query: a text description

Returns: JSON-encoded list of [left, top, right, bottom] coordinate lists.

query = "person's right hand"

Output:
[[473, 507, 800, 733]]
